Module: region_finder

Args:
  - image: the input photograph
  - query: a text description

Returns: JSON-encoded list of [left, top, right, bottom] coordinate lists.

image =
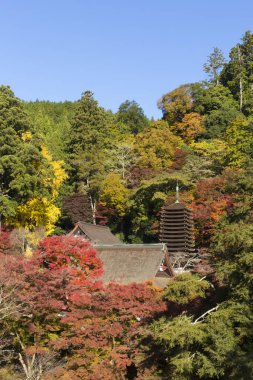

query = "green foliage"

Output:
[[67, 91, 111, 203], [117, 99, 150, 134], [221, 31, 253, 115], [212, 221, 253, 257], [139, 302, 253, 379], [194, 84, 240, 138], [163, 273, 210, 304], [203, 47, 226, 85], [181, 154, 215, 182], [25, 100, 75, 160]]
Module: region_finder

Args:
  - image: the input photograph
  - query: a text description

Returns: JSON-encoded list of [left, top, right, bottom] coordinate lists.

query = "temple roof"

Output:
[[162, 202, 191, 211], [69, 222, 121, 245], [95, 244, 173, 286], [160, 201, 195, 254]]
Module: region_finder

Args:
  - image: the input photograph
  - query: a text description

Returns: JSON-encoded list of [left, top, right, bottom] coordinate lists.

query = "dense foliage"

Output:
[[1, 31, 253, 378]]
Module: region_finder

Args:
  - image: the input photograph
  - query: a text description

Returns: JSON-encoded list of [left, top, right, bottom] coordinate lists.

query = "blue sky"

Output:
[[1, 0, 253, 119]]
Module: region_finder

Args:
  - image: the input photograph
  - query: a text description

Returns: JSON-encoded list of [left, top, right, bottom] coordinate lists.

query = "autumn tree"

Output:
[[190, 176, 230, 246], [0, 236, 167, 379], [100, 173, 129, 218], [171, 112, 205, 142], [190, 138, 228, 173], [62, 193, 93, 227], [225, 116, 253, 167], [50, 282, 165, 379], [134, 123, 182, 170], [157, 85, 194, 125], [0, 236, 103, 378]]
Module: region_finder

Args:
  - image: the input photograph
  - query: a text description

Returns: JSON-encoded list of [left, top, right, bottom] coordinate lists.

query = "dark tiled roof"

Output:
[[95, 244, 172, 285], [69, 222, 121, 245]]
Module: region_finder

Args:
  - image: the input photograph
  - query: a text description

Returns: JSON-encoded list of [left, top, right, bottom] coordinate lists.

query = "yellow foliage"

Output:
[[225, 117, 253, 167], [134, 127, 182, 169], [100, 173, 129, 217], [190, 139, 228, 166], [158, 85, 193, 124], [41, 145, 68, 199], [24, 245, 33, 257], [15, 198, 61, 234], [21, 131, 33, 142], [173, 112, 205, 142]]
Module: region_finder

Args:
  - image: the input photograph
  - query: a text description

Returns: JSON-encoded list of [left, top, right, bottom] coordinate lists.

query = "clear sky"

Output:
[[1, 0, 253, 119]]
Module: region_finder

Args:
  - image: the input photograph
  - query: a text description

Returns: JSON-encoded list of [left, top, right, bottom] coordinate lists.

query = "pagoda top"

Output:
[[162, 202, 190, 210]]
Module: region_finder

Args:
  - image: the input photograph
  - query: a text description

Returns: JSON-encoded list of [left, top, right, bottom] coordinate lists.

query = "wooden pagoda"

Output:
[[159, 184, 195, 255]]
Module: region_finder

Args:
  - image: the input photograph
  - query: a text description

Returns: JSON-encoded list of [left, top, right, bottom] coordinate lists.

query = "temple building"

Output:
[[69, 221, 121, 245], [159, 202, 195, 254], [69, 222, 173, 285], [159, 184, 196, 271]]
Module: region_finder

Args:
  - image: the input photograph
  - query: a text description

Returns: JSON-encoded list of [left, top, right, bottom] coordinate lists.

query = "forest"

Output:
[[0, 31, 253, 379]]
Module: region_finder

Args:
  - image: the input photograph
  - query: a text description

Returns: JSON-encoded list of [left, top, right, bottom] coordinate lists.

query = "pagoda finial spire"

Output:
[[175, 180, 180, 203]]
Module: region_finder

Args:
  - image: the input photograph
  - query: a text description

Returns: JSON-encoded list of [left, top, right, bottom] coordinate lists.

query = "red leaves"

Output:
[[190, 176, 234, 245], [0, 236, 167, 379], [0, 229, 20, 255], [54, 282, 165, 378], [34, 235, 104, 284]]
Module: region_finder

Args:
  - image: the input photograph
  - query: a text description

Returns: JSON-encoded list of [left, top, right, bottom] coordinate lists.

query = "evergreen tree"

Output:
[[203, 47, 226, 85], [221, 30, 253, 114], [117, 100, 150, 134], [0, 86, 65, 232], [67, 91, 111, 223]]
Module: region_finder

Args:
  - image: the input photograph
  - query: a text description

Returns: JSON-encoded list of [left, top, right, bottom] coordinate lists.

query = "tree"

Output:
[[225, 116, 253, 168], [203, 47, 226, 85], [51, 282, 165, 379], [107, 136, 134, 179], [221, 31, 253, 114], [134, 124, 182, 170], [190, 138, 228, 173], [190, 176, 230, 246], [194, 84, 239, 138], [10, 146, 67, 236], [0, 86, 66, 232], [181, 154, 215, 183], [0, 236, 104, 378], [162, 273, 210, 305], [157, 85, 194, 125], [25, 100, 75, 161], [0, 236, 167, 379], [172, 112, 205, 142], [116, 100, 150, 135], [100, 173, 129, 218], [62, 193, 93, 227], [67, 91, 111, 224]]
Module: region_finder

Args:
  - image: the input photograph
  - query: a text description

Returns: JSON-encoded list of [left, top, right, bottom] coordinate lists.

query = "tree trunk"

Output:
[[238, 45, 243, 112], [239, 76, 243, 112], [89, 196, 96, 225]]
